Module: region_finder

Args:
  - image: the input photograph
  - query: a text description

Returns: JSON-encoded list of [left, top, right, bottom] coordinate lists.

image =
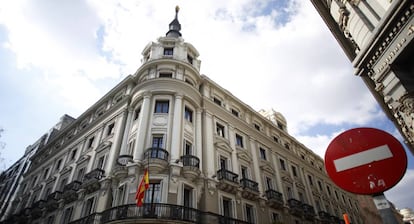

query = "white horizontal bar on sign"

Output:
[[333, 144, 393, 172]]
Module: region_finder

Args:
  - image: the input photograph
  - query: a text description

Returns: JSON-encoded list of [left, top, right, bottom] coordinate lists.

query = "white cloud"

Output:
[[1, 0, 410, 210], [385, 169, 414, 209]]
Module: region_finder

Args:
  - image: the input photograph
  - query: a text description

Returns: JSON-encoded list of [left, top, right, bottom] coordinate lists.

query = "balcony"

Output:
[[181, 155, 201, 181], [143, 147, 169, 173], [216, 169, 239, 194], [68, 203, 251, 224], [62, 181, 82, 204], [82, 168, 105, 194], [45, 191, 62, 211], [302, 203, 315, 220], [30, 200, 46, 218], [287, 198, 303, 217], [240, 178, 259, 200], [318, 211, 332, 224], [265, 189, 284, 209]]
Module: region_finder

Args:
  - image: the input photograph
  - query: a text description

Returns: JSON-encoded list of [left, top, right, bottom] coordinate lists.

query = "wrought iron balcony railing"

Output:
[[144, 147, 169, 161], [84, 168, 105, 181], [63, 181, 82, 192], [46, 191, 62, 201], [265, 189, 283, 202], [240, 178, 259, 192], [68, 203, 252, 224], [181, 155, 200, 168], [217, 169, 239, 184]]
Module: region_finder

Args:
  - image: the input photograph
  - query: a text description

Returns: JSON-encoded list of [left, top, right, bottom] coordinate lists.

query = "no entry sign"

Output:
[[325, 127, 407, 195]]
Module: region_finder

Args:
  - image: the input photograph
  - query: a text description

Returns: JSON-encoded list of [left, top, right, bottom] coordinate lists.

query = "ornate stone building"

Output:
[[310, 0, 414, 155], [1, 8, 362, 224]]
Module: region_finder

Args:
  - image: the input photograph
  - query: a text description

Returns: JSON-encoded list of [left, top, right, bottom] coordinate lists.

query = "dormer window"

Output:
[[187, 55, 193, 64], [159, 72, 172, 78], [213, 97, 222, 106], [164, 47, 173, 56]]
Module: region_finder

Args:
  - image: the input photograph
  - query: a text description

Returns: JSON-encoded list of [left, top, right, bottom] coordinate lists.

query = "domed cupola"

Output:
[[136, 6, 202, 85], [166, 6, 182, 38]]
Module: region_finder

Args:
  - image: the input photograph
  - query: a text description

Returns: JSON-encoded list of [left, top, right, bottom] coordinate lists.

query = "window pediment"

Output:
[[237, 149, 252, 163], [259, 160, 275, 174], [96, 141, 112, 153], [214, 138, 231, 154]]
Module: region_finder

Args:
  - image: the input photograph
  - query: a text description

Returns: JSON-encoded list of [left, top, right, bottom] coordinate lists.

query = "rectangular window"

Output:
[[144, 182, 161, 204], [187, 55, 193, 64], [43, 168, 50, 180], [265, 177, 273, 190], [287, 187, 293, 199], [241, 166, 248, 179], [184, 141, 192, 155], [152, 135, 164, 148], [87, 137, 95, 149], [216, 123, 225, 138], [70, 149, 77, 160], [134, 107, 141, 120], [245, 204, 255, 223], [273, 136, 279, 143], [106, 123, 115, 136], [231, 109, 239, 117], [308, 175, 313, 185], [154, 100, 169, 113], [235, 134, 244, 148], [128, 140, 135, 155], [222, 197, 232, 218], [220, 156, 227, 170], [55, 159, 62, 171], [272, 213, 280, 222], [60, 178, 68, 191], [254, 123, 260, 131], [315, 200, 321, 212], [183, 186, 193, 207], [97, 155, 106, 170], [298, 192, 305, 202], [62, 207, 73, 224], [163, 47, 173, 56], [259, 148, 267, 160], [184, 107, 193, 122], [318, 180, 323, 191], [77, 167, 85, 181], [291, 165, 297, 177], [117, 185, 125, 206], [279, 159, 286, 171], [32, 176, 38, 186], [213, 97, 222, 106], [327, 185, 331, 195], [159, 72, 172, 78], [83, 197, 95, 216]]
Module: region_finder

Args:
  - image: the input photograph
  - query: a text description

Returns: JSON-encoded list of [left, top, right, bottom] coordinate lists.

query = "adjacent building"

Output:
[[310, 0, 414, 155], [1, 8, 362, 224], [0, 115, 74, 221]]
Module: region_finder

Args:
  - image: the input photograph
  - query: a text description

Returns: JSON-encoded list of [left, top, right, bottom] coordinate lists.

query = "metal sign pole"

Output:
[[373, 193, 399, 224]]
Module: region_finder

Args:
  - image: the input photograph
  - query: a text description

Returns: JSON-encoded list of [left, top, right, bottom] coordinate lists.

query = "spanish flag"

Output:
[[135, 169, 149, 207]]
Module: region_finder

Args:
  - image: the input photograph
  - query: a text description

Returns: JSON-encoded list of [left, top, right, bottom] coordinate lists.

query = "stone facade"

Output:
[[1, 8, 362, 224], [310, 0, 414, 155]]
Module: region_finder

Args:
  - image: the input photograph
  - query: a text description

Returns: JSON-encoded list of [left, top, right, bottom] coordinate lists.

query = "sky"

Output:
[[0, 0, 413, 211]]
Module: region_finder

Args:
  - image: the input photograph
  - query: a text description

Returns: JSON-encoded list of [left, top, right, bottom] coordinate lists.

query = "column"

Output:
[[134, 92, 152, 161], [203, 112, 215, 178], [249, 138, 263, 194], [196, 109, 203, 171], [119, 108, 134, 156], [170, 94, 183, 163], [228, 126, 239, 173], [106, 111, 127, 173]]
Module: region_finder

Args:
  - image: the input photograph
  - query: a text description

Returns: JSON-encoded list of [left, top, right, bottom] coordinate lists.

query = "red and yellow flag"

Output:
[[135, 169, 149, 207]]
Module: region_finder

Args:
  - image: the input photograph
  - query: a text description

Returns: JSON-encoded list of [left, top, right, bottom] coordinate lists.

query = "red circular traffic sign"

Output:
[[325, 127, 407, 195]]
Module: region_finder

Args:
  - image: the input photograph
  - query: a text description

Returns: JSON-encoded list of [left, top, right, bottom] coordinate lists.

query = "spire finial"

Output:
[[166, 6, 182, 37]]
